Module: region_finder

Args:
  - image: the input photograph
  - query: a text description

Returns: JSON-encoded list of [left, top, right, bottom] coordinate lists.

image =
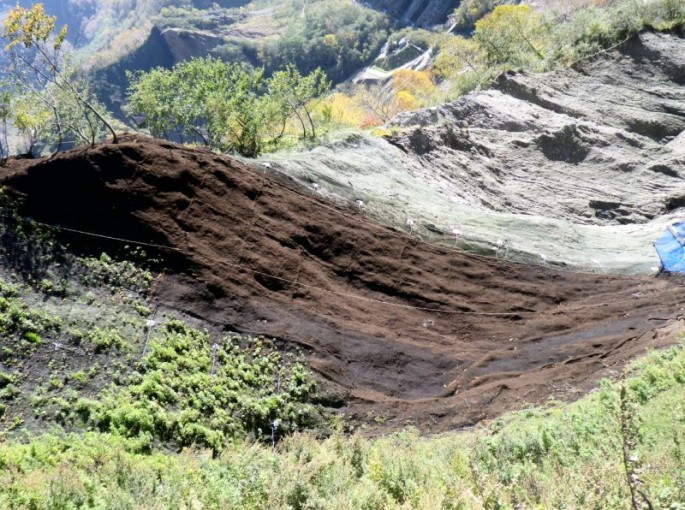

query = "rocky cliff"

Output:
[[368, 0, 460, 26], [268, 30, 685, 274], [94, 25, 241, 113]]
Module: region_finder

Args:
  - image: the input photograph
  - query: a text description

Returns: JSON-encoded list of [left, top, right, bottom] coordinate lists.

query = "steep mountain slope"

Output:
[[368, 0, 460, 26], [269, 31, 685, 273], [3, 136, 685, 431]]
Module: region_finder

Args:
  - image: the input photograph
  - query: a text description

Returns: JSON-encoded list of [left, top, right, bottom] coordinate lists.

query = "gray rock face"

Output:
[[268, 31, 685, 274], [389, 31, 685, 226], [160, 28, 226, 62], [367, 0, 460, 26]]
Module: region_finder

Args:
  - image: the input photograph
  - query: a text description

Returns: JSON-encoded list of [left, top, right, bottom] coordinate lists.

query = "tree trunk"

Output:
[[304, 105, 316, 139]]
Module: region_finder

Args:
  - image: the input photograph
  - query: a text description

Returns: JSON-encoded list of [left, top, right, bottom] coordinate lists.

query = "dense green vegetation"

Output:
[[154, 0, 391, 83], [4, 0, 684, 157], [257, 0, 390, 82], [450, 0, 517, 34], [1, 340, 684, 508], [67, 321, 320, 452], [154, 5, 243, 32], [0, 192, 326, 454], [0, 264, 323, 449], [126, 58, 330, 156], [129, 0, 685, 141]]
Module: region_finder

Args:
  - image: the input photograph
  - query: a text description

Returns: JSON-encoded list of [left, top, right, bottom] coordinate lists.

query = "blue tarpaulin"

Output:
[[655, 222, 685, 273]]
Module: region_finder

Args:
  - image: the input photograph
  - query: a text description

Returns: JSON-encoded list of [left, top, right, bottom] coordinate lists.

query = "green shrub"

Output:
[[87, 326, 128, 352], [79, 252, 155, 293], [0, 341, 684, 510], [23, 331, 41, 344], [68, 320, 320, 452], [0, 383, 19, 400], [451, 0, 518, 34], [0, 371, 17, 388]]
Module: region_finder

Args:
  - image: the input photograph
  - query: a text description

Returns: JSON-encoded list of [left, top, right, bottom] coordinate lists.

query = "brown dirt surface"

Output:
[[3, 136, 685, 432]]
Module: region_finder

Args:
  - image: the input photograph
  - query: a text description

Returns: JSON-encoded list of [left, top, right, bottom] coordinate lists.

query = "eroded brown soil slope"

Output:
[[4, 137, 685, 430]]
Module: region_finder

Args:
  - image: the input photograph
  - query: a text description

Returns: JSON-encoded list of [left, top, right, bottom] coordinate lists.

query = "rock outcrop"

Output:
[[94, 25, 234, 113], [368, 0, 460, 26], [158, 27, 226, 62], [269, 31, 685, 273], [388, 31, 685, 224]]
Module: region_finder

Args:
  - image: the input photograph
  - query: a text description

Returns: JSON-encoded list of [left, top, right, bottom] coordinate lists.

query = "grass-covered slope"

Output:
[[1, 343, 684, 509], [0, 197, 327, 455]]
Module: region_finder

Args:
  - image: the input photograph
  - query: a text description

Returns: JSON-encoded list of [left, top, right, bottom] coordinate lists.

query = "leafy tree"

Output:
[[433, 35, 490, 97], [208, 65, 282, 157], [474, 5, 550, 69], [316, 92, 366, 129], [395, 90, 419, 112], [451, 0, 517, 34], [1, 3, 117, 147], [267, 65, 330, 139], [127, 58, 234, 146], [12, 91, 51, 156], [391, 70, 437, 103], [50, 79, 108, 147], [127, 57, 330, 156], [354, 83, 398, 125], [343, 71, 437, 128], [434, 35, 485, 79], [126, 67, 178, 140]]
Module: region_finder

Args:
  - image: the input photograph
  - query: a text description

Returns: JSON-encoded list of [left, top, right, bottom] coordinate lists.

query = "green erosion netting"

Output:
[[265, 32, 685, 275], [266, 132, 682, 275]]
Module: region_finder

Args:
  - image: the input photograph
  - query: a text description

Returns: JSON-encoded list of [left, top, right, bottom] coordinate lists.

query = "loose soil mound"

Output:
[[4, 136, 685, 431]]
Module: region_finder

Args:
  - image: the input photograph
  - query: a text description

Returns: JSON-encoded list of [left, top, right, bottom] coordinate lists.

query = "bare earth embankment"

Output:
[[3, 134, 685, 431]]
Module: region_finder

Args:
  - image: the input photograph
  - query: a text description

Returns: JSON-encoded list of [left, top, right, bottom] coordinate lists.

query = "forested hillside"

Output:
[[1, 0, 683, 159]]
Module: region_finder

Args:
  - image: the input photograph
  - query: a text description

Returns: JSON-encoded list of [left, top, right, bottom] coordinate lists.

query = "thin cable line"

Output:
[[28, 219, 671, 319], [34, 220, 526, 317], [31, 221, 182, 252]]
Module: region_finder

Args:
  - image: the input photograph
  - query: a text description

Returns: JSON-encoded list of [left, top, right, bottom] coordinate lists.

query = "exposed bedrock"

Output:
[[270, 31, 685, 273]]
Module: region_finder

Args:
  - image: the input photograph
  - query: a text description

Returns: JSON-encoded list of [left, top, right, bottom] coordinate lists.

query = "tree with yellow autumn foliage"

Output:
[[474, 5, 549, 69], [2, 3, 117, 147]]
